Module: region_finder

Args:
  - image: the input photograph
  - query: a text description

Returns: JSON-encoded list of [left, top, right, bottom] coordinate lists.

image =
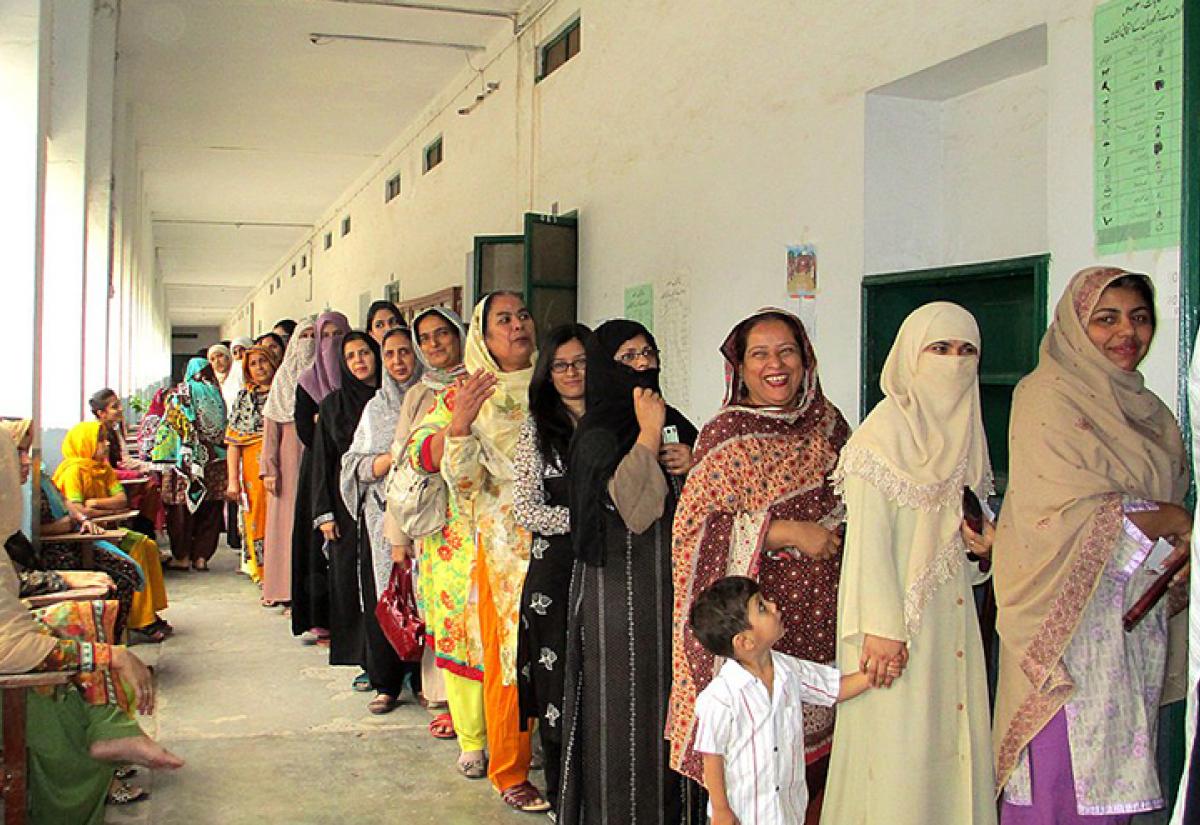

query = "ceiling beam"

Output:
[[308, 31, 486, 51], [153, 219, 313, 229], [318, 0, 517, 24]]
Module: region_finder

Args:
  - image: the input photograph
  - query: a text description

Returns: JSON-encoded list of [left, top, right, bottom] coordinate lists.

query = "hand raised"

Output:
[[448, 370, 498, 436], [632, 387, 666, 434]]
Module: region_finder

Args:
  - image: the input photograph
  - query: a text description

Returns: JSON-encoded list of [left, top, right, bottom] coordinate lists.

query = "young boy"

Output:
[[689, 575, 900, 825]]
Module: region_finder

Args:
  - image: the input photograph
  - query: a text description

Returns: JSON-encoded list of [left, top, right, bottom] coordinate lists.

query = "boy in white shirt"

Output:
[[689, 575, 901, 825]]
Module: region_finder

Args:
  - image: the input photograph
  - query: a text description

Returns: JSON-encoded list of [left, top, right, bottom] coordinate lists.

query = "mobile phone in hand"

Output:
[[662, 425, 679, 445], [962, 486, 984, 535]]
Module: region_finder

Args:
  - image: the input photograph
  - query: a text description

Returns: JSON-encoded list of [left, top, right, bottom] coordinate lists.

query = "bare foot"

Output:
[[91, 734, 185, 770]]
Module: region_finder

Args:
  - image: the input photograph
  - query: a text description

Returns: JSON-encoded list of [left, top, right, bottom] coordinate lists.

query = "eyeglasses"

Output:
[[615, 347, 659, 366], [550, 357, 587, 375], [418, 327, 455, 346]]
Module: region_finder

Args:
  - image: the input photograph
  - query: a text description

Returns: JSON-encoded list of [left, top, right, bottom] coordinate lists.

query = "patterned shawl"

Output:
[[992, 267, 1187, 791], [263, 317, 315, 423], [225, 345, 279, 447], [666, 308, 849, 781], [136, 388, 166, 458], [150, 358, 228, 511]]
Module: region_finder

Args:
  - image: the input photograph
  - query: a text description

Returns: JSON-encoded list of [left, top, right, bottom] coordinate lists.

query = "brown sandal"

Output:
[[500, 781, 551, 813], [368, 693, 398, 714], [456, 750, 487, 780]]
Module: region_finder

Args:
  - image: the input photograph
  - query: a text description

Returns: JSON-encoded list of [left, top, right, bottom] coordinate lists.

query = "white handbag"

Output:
[[387, 459, 447, 539]]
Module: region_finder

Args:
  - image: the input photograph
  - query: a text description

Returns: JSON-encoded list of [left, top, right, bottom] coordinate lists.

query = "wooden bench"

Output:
[[0, 672, 71, 825]]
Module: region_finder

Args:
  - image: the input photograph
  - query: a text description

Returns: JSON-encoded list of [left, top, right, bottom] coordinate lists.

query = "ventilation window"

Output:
[[423, 137, 443, 173], [275, 276, 281, 289], [385, 173, 402, 203], [301, 254, 308, 269], [342, 215, 351, 236], [539, 18, 580, 80], [290, 264, 296, 278], [324, 232, 333, 250]]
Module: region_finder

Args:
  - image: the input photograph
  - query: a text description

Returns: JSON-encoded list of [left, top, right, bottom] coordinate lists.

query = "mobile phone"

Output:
[[961, 486, 984, 535], [662, 425, 679, 445]]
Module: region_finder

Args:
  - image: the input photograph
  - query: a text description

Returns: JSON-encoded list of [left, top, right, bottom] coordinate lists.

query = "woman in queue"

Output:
[[994, 267, 1190, 823], [291, 311, 350, 642], [260, 318, 315, 609], [0, 425, 183, 825], [439, 292, 549, 812], [366, 300, 403, 343], [667, 308, 849, 819], [225, 343, 281, 585], [389, 306, 469, 743], [52, 420, 173, 643], [559, 320, 699, 824], [821, 303, 995, 824], [151, 358, 229, 572], [312, 331, 380, 678], [340, 325, 424, 713], [512, 322, 590, 813]]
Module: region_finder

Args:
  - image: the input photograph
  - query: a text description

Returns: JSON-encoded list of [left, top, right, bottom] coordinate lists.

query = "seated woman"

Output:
[[89, 388, 164, 538], [0, 418, 145, 637], [0, 422, 183, 825], [52, 421, 171, 642]]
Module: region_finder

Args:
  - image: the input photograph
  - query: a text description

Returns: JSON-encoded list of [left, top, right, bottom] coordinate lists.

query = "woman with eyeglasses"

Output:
[[559, 320, 700, 825], [511, 322, 590, 815]]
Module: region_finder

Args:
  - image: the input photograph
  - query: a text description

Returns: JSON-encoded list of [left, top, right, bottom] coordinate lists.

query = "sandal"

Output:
[[428, 712, 456, 739], [456, 750, 487, 780], [165, 560, 191, 572], [500, 781, 551, 813], [192, 559, 209, 571], [113, 766, 137, 781], [129, 626, 167, 644], [368, 693, 398, 715], [429, 712, 455, 739], [351, 672, 372, 692], [106, 779, 148, 805]]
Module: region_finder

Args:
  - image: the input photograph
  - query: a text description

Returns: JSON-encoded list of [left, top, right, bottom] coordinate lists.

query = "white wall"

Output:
[[225, 0, 1187, 426]]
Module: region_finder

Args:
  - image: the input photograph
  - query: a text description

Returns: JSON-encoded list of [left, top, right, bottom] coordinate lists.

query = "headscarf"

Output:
[[992, 268, 1187, 790], [340, 327, 423, 594], [206, 344, 232, 382], [321, 331, 382, 451], [833, 302, 990, 637], [51, 421, 117, 500], [0, 428, 58, 673], [0, 418, 31, 450], [263, 317, 316, 423], [225, 345, 280, 447], [298, 311, 351, 403], [412, 306, 467, 392], [231, 336, 253, 352], [185, 359, 228, 443], [461, 295, 537, 481], [667, 308, 848, 781], [569, 320, 696, 566]]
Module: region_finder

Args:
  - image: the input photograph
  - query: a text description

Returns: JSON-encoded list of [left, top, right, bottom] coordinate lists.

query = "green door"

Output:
[[861, 254, 1049, 491], [473, 213, 579, 345]]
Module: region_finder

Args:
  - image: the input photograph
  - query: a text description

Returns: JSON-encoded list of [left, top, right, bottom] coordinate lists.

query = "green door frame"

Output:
[[472, 233, 524, 302]]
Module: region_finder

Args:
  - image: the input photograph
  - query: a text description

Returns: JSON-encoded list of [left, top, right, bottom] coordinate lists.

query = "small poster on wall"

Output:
[[787, 244, 818, 297], [624, 283, 654, 332], [1093, 0, 1182, 253]]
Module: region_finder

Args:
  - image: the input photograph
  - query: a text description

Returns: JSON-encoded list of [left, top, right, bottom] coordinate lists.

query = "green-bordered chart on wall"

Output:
[[1093, 0, 1183, 253]]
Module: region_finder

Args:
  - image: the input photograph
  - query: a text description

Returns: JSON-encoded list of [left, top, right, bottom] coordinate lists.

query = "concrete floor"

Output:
[[106, 545, 529, 825]]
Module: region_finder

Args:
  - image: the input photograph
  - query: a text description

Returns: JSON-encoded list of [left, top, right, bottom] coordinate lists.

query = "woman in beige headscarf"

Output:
[[821, 302, 996, 825], [993, 267, 1189, 824]]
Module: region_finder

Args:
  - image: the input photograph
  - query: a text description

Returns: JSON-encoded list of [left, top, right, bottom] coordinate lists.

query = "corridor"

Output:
[[107, 547, 509, 825]]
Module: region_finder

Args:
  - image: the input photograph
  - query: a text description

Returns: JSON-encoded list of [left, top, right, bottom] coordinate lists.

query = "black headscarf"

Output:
[[320, 331, 381, 451], [568, 320, 696, 567]]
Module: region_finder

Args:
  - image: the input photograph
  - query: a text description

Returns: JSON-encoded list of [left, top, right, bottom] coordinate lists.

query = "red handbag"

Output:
[[375, 561, 425, 662]]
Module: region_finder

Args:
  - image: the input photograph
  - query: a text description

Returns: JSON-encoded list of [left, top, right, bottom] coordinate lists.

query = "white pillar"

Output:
[[83, 0, 116, 396]]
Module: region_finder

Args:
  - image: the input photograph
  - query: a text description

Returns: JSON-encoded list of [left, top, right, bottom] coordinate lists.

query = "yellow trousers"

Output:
[[443, 670, 486, 753]]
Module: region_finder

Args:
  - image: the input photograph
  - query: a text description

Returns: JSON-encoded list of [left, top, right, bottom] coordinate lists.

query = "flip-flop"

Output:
[[351, 672, 372, 692]]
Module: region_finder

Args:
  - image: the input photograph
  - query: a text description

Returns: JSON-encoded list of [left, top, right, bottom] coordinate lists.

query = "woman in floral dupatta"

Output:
[[994, 268, 1190, 824], [667, 308, 849, 819], [225, 344, 280, 586], [151, 358, 228, 571]]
